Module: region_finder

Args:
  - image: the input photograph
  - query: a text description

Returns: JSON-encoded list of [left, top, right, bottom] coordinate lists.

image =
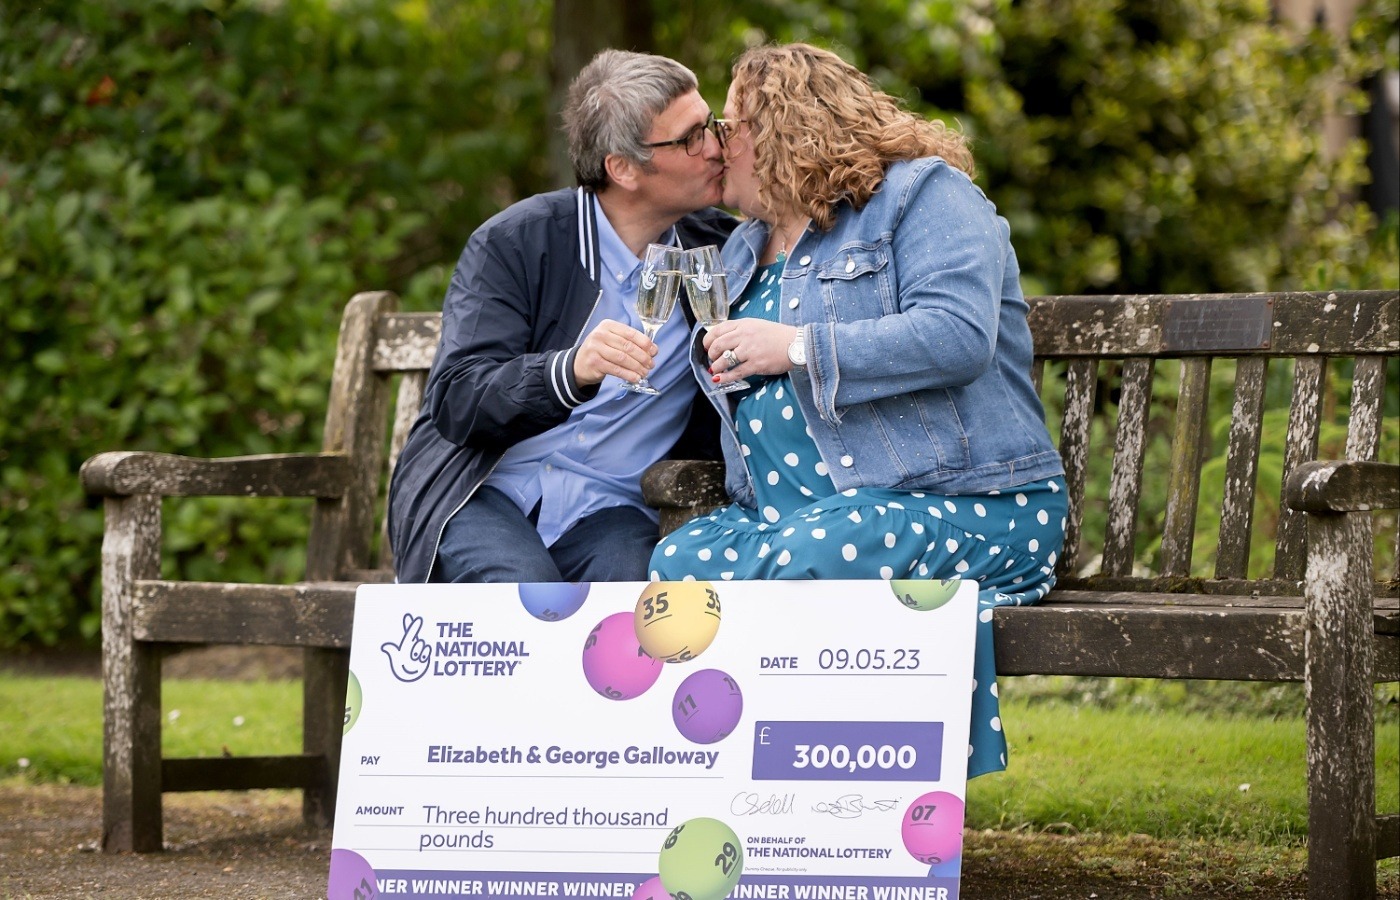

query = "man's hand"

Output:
[[573, 318, 657, 387]]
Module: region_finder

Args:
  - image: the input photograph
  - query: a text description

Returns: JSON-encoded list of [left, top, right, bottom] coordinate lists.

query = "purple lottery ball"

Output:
[[630, 875, 668, 900], [672, 668, 743, 744], [327, 848, 378, 899], [519, 581, 590, 621], [582, 612, 663, 700]]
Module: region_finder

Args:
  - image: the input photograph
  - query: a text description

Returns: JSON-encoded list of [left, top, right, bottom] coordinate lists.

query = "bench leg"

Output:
[[1304, 509, 1376, 900], [100, 495, 165, 853], [302, 647, 349, 827]]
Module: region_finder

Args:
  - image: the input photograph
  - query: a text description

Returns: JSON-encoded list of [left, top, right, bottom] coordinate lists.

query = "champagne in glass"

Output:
[[684, 245, 749, 393], [626, 243, 683, 395]]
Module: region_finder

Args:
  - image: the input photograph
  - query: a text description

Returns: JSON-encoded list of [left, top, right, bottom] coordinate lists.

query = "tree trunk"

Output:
[[548, 0, 655, 188]]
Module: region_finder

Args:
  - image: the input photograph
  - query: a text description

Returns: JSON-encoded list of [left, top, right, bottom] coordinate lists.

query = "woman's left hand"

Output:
[[703, 319, 799, 386]]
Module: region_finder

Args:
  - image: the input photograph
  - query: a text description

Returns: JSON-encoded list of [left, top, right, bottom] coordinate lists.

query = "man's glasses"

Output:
[[643, 111, 725, 156]]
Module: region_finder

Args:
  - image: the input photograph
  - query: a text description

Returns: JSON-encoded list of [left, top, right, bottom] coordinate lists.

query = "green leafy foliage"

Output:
[[663, 0, 1397, 295], [0, 0, 548, 645], [1, 0, 1395, 645]]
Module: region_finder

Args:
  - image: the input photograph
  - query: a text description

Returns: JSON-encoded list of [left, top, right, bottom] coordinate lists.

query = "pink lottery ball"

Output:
[[900, 791, 964, 865], [630, 876, 668, 900], [582, 612, 663, 700], [672, 668, 743, 744]]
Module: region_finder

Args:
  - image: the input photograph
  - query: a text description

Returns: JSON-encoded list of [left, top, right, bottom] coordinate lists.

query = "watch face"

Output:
[[788, 334, 806, 367]]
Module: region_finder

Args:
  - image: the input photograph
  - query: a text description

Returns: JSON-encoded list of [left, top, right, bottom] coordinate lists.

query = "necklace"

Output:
[[773, 218, 809, 264]]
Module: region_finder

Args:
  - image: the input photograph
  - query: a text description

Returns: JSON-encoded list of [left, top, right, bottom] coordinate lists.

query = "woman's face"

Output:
[[720, 80, 762, 219]]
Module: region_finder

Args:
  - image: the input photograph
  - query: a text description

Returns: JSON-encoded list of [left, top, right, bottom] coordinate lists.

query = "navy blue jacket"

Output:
[[388, 187, 736, 582]]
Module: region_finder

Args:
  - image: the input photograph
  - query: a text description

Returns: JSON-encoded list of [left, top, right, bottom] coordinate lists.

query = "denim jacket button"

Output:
[[788, 298, 799, 309], [799, 255, 811, 265], [845, 257, 855, 273], [840, 455, 854, 467]]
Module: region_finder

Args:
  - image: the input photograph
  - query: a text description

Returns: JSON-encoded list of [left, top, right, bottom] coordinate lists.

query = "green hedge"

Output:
[[0, 0, 549, 645], [1, 0, 1395, 646]]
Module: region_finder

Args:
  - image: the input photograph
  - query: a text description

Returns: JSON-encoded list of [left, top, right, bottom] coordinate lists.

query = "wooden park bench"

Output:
[[81, 288, 1397, 898]]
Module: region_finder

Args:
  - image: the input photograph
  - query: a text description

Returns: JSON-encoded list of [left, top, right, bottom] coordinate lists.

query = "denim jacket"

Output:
[[699, 157, 1064, 508]]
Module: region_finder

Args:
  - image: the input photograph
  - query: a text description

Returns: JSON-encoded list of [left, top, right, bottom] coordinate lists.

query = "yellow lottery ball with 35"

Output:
[[634, 581, 721, 663]]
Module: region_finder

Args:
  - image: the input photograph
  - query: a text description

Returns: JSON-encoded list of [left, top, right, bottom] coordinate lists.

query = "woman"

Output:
[[649, 43, 1066, 778]]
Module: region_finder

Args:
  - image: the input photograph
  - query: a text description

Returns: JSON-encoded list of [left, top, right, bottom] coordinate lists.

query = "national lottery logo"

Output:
[[640, 266, 658, 290], [381, 614, 432, 683]]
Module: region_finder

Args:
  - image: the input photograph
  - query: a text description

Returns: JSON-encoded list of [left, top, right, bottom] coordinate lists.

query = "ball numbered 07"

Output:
[[634, 581, 721, 663]]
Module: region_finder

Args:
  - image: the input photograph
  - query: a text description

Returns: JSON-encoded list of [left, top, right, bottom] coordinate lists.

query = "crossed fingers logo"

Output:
[[381, 613, 432, 682]]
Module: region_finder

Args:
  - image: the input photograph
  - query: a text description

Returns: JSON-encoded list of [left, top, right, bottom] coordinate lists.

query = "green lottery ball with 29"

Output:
[[658, 817, 743, 900]]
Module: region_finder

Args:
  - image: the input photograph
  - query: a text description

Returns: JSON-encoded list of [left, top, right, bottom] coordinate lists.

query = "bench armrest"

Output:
[[80, 450, 350, 499], [641, 459, 728, 509], [1284, 460, 1400, 513]]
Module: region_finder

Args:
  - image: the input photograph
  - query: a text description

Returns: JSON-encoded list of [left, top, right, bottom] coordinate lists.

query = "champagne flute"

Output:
[[626, 243, 683, 395], [684, 245, 750, 394]]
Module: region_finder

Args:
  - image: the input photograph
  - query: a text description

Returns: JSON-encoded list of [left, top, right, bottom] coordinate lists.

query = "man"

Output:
[[388, 49, 736, 584]]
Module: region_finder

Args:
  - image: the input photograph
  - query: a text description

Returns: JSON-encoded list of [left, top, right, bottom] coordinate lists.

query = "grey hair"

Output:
[[562, 49, 699, 190]]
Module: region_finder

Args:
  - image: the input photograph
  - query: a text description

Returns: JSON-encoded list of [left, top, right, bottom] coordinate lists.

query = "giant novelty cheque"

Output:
[[328, 578, 977, 900]]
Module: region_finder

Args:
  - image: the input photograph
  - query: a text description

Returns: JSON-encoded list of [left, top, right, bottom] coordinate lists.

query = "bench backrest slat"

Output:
[[1161, 357, 1213, 576], [1275, 357, 1327, 580], [330, 290, 1397, 591], [1057, 359, 1099, 576], [1101, 357, 1154, 577], [378, 370, 428, 570], [1216, 356, 1269, 579], [1348, 355, 1387, 461]]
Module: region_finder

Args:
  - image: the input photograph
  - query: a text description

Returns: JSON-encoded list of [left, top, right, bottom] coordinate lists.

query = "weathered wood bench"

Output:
[[81, 289, 1397, 898]]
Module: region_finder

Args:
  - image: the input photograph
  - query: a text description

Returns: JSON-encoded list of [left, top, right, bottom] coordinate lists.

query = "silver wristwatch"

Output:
[[787, 326, 807, 368]]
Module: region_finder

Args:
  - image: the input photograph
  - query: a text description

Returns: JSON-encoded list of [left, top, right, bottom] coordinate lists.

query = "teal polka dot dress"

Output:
[[651, 263, 1068, 778]]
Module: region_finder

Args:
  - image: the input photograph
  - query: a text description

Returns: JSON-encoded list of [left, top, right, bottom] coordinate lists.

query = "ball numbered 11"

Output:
[[672, 668, 743, 744]]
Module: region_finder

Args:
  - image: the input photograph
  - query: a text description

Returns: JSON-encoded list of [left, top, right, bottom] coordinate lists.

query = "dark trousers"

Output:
[[431, 485, 658, 583]]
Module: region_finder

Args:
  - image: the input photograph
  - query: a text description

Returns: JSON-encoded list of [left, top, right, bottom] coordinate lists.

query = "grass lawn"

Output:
[[0, 671, 1395, 869]]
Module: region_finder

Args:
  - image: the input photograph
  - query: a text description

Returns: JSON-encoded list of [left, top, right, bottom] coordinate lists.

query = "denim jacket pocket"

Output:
[[813, 242, 895, 321]]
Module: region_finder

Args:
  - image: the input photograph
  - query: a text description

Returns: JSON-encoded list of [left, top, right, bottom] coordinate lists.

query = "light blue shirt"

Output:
[[483, 196, 695, 546]]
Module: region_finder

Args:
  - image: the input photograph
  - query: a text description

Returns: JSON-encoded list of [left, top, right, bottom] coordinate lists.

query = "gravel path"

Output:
[[0, 781, 1335, 900]]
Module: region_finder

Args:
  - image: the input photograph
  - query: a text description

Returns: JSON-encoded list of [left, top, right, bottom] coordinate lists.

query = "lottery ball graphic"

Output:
[[928, 855, 962, 879], [900, 790, 965, 865], [658, 817, 744, 900], [519, 581, 590, 621], [630, 876, 668, 900], [890, 578, 960, 611], [634, 581, 721, 663], [672, 668, 743, 744], [582, 612, 663, 700], [342, 670, 363, 735], [327, 848, 377, 899]]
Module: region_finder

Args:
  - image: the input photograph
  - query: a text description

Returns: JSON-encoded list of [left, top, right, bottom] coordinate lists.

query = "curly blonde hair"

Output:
[[731, 43, 975, 231]]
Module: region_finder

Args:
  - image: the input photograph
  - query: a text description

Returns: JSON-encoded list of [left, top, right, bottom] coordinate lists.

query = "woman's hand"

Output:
[[703, 319, 799, 387]]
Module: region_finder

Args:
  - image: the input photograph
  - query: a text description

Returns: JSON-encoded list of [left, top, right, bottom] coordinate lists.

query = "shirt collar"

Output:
[[593, 194, 678, 285]]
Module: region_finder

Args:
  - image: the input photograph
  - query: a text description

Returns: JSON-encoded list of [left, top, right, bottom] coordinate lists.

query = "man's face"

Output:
[[631, 90, 725, 216]]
